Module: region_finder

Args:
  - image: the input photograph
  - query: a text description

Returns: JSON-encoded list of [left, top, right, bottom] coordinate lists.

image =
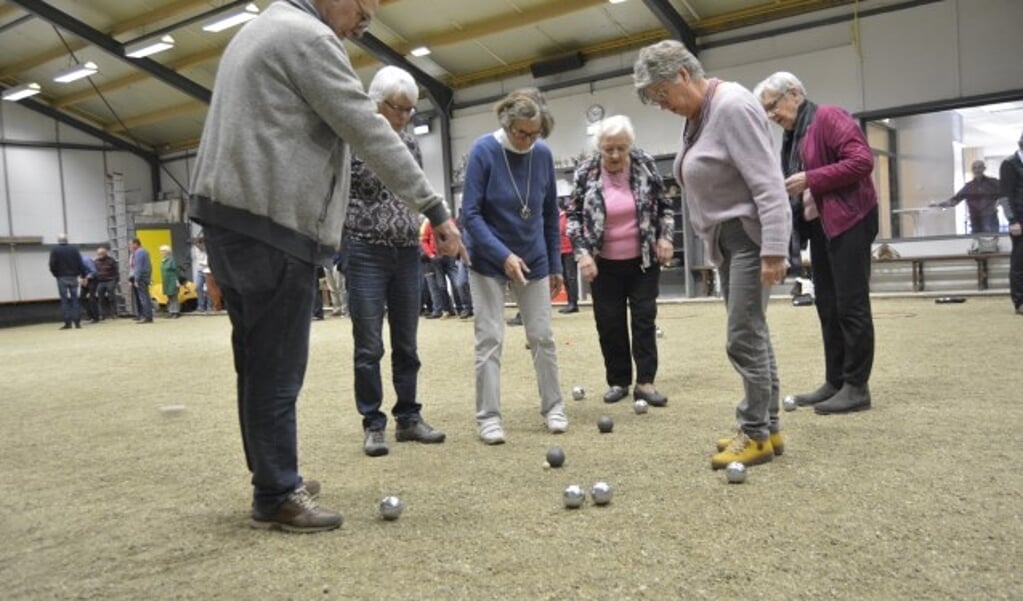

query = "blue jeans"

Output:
[[56, 276, 81, 324], [344, 239, 423, 431], [134, 278, 153, 319], [196, 271, 209, 311], [203, 225, 315, 514]]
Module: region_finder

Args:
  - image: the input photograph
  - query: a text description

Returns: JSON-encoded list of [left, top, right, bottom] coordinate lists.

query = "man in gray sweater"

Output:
[[189, 0, 464, 533]]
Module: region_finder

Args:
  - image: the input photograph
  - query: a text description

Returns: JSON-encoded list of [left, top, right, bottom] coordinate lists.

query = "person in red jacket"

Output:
[[755, 71, 878, 415], [557, 204, 579, 313]]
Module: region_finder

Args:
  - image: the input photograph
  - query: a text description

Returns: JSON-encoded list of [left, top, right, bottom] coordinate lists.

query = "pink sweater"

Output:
[[600, 168, 641, 260]]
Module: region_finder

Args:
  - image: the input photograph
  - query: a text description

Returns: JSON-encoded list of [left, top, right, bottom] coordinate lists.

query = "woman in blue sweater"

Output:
[[462, 89, 567, 444]]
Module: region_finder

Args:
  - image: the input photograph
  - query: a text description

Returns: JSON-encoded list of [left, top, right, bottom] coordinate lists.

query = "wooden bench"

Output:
[[872, 253, 1010, 292]]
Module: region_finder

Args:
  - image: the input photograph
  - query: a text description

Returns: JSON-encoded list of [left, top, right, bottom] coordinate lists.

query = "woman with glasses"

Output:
[[753, 71, 878, 415], [565, 115, 674, 408], [341, 65, 447, 458], [461, 88, 567, 444], [634, 40, 791, 470]]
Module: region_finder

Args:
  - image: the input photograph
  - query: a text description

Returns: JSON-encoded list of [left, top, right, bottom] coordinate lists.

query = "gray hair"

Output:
[[495, 87, 555, 138], [367, 65, 419, 104], [57, 233, 68, 244], [633, 40, 704, 102], [752, 71, 806, 101], [592, 115, 635, 147]]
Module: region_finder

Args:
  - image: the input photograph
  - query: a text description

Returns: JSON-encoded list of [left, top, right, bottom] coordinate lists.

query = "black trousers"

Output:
[[1011, 233, 1023, 310], [590, 257, 659, 387], [809, 207, 878, 388], [561, 253, 578, 307]]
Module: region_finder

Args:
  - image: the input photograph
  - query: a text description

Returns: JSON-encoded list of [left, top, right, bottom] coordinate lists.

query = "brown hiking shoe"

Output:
[[250, 485, 341, 533]]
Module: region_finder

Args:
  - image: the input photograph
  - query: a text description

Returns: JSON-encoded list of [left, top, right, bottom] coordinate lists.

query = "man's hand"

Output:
[[433, 220, 470, 265], [549, 274, 564, 299], [1010, 223, 1022, 237], [504, 254, 530, 285], [761, 256, 787, 286]]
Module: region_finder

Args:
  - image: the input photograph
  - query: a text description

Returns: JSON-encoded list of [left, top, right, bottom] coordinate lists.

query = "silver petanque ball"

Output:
[[563, 485, 585, 509], [725, 462, 747, 484], [379, 495, 404, 520], [546, 446, 566, 468], [656, 326, 664, 338], [782, 395, 798, 412], [633, 399, 649, 414], [597, 415, 614, 433], [590, 481, 613, 505], [571, 386, 585, 401]]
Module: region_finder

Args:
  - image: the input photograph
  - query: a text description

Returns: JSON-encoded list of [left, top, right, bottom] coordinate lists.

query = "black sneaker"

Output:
[[363, 429, 389, 457], [603, 385, 629, 403], [396, 419, 446, 443], [506, 314, 523, 326], [250, 485, 341, 533]]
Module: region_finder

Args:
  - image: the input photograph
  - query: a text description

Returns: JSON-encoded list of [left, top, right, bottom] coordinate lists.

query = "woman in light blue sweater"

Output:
[[461, 89, 567, 444], [635, 40, 792, 471]]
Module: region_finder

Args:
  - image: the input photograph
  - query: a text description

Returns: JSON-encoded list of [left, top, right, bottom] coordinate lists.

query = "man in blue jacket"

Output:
[[48, 234, 86, 329], [129, 238, 153, 324]]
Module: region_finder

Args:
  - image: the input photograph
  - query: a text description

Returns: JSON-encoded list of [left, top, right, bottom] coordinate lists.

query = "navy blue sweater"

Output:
[[461, 134, 561, 280]]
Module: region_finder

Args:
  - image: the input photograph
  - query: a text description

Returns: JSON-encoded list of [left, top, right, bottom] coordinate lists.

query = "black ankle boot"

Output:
[[814, 383, 871, 415], [789, 382, 838, 407]]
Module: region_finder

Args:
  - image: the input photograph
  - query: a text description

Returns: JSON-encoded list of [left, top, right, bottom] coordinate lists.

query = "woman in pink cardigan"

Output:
[[754, 71, 878, 415]]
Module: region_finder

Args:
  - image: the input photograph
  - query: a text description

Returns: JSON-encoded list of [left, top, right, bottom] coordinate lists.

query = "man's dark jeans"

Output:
[[203, 225, 315, 514], [56, 276, 81, 324], [344, 239, 423, 431]]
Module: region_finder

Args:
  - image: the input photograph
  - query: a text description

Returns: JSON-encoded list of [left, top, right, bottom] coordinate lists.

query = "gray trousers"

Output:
[[469, 271, 563, 424], [716, 220, 780, 440]]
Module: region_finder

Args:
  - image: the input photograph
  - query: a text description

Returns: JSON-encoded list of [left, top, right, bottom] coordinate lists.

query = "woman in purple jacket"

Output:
[[754, 71, 878, 415]]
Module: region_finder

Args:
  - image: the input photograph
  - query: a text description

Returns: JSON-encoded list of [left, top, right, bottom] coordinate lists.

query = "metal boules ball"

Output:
[[633, 399, 649, 414], [546, 446, 566, 468], [597, 415, 614, 433], [379, 495, 404, 520], [782, 395, 798, 412], [590, 481, 613, 505], [563, 484, 585, 509], [725, 462, 747, 484], [571, 386, 585, 401], [656, 326, 664, 338]]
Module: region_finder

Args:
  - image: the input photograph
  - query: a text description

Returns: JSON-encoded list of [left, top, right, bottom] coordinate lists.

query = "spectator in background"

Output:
[[159, 245, 181, 319], [188, 0, 464, 533], [324, 253, 347, 317], [193, 239, 210, 313], [636, 41, 790, 469], [566, 115, 674, 408], [420, 220, 454, 318], [49, 233, 86, 330], [342, 65, 447, 457], [94, 247, 119, 320], [755, 71, 878, 416], [557, 202, 579, 314], [129, 238, 153, 324], [79, 252, 99, 324], [461, 88, 567, 444], [1000, 129, 1023, 315], [931, 159, 1001, 234]]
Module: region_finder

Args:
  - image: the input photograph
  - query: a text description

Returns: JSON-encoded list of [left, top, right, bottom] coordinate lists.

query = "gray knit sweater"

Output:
[[673, 82, 791, 266], [189, 0, 449, 262]]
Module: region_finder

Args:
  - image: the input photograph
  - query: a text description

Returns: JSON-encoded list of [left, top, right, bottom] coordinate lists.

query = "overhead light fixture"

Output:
[[412, 113, 431, 136], [202, 3, 259, 33], [413, 123, 430, 136], [2, 82, 42, 101], [125, 35, 176, 59], [53, 62, 99, 83], [410, 46, 431, 57], [609, 0, 628, 4]]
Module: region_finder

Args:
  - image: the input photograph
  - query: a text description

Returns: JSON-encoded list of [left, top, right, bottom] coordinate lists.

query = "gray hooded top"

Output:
[[189, 0, 449, 262]]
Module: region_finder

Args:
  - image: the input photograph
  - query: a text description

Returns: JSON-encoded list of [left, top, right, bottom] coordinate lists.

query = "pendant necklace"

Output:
[[502, 147, 534, 219]]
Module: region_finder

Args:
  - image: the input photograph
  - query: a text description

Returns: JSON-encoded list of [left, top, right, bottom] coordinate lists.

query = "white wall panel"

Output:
[[159, 157, 192, 198], [1, 102, 58, 143], [6, 148, 64, 242], [0, 146, 9, 236], [57, 122, 104, 146], [860, 2, 959, 110], [62, 150, 108, 244], [105, 151, 154, 208], [12, 249, 55, 302], [956, 0, 1023, 96]]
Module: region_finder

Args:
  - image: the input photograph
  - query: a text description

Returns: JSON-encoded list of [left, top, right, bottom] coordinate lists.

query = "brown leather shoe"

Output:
[[250, 485, 341, 533]]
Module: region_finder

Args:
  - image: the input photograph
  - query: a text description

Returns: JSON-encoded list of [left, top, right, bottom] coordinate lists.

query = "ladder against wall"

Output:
[[106, 172, 131, 315]]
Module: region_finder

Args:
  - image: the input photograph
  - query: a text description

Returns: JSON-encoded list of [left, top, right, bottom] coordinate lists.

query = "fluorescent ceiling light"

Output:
[[53, 62, 98, 83], [413, 123, 430, 136], [609, 0, 628, 4], [202, 3, 259, 33], [125, 35, 175, 59], [2, 82, 42, 101], [410, 46, 431, 57]]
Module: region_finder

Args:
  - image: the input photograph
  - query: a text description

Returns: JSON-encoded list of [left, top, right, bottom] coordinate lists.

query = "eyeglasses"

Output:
[[600, 144, 630, 157], [353, 0, 372, 29], [762, 88, 790, 114], [509, 125, 541, 141], [384, 99, 416, 116]]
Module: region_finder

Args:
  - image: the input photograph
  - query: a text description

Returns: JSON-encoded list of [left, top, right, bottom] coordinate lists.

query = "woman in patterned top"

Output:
[[566, 115, 674, 408], [342, 66, 446, 458]]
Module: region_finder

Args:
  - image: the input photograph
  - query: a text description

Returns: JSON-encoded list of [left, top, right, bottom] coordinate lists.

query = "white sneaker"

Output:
[[478, 420, 506, 445], [545, 410, 568, 434]]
